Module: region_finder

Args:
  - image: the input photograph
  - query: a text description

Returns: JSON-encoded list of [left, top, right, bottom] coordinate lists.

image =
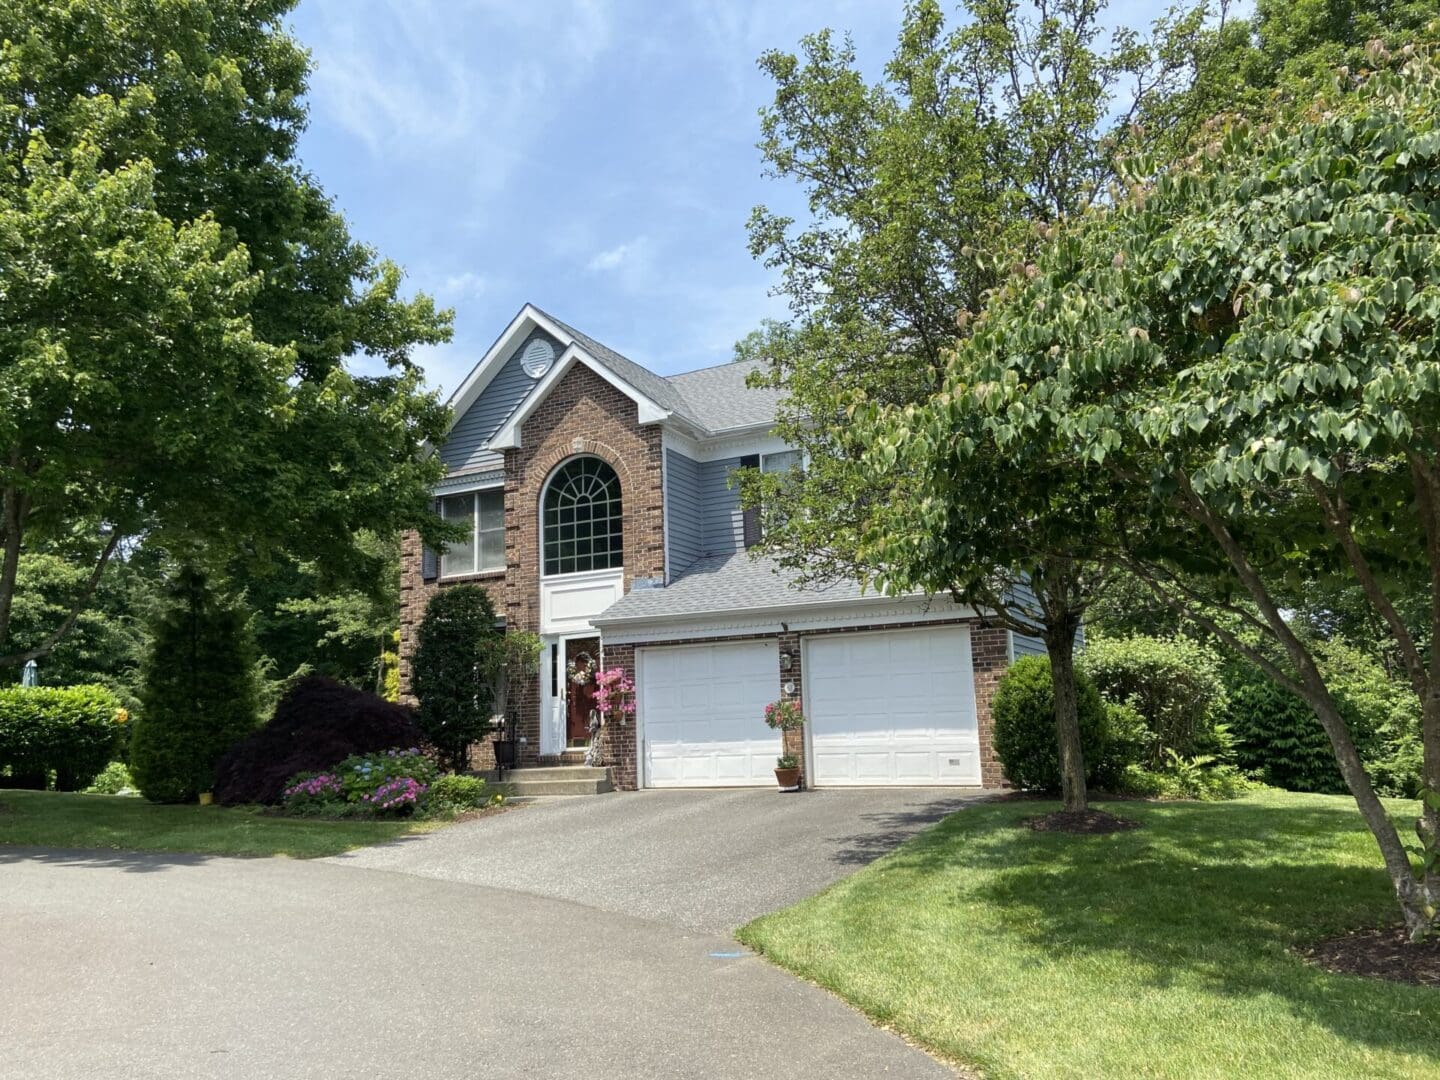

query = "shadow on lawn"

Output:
[[877, 797, 1440, 1057], [0, 846, 219, 873]]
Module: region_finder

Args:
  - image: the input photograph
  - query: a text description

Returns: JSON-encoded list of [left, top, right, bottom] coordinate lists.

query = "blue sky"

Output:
[[288, 0, 1179, 399]]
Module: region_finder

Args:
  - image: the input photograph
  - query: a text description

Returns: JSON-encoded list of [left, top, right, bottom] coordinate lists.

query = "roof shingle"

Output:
[[534, 307, 783, 436], [592, 552, 875, 625]]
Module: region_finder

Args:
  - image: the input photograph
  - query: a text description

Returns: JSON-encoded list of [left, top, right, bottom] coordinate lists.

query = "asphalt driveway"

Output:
[[1, 788, 983, 1078], [328, 786, 985, 931]]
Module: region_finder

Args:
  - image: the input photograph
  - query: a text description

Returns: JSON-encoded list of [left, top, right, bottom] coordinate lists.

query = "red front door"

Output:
[[566, 640, 601, 743]]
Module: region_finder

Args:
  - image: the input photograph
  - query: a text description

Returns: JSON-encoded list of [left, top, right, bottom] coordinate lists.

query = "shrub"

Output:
[[129, 569, 260, 802], [1224, 639, 1418, 796], [280, 771, 344, 815], [0, 685, 125, 791], [1121, 746, 1258, 802], [278, 749, 435, 817], [991, 655, 1138, 792], [412, 585, 504, 771], [1225, 665, 1345, 793], [1078, 635, 1229, 764], [424, 773, 491, 817], [213, 675, 424, 805], [336, 748, 436, 803], [1317, 638, 1421, 797], [84, 760, 135, 795]]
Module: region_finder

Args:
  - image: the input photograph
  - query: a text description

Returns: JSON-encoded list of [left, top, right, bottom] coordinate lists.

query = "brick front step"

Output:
[[503, 765, 614, 797]]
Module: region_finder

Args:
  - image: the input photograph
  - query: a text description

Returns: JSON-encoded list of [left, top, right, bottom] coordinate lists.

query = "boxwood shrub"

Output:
[[0, 685, 125, 791], [991, 655, 1140, 792]]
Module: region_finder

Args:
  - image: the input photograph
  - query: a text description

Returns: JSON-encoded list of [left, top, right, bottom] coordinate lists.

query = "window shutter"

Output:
[[422, 498, 440, 581], [740, 454, 761, 549]]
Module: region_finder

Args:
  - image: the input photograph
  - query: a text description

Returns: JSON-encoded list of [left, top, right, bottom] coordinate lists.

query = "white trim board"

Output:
[[597, 596, 977, 646], [661, 427, 790, 463], [445, 304, 562, 427], [489, 345, 671, 450]]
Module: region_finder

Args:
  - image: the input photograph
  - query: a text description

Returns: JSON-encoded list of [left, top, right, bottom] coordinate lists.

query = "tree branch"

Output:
[[1309, 473, 1428, 697], [0, 530, 124, 668]]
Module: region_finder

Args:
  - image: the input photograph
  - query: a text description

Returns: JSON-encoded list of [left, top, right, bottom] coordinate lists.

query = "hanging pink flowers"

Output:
[[592, 667, 636, 724]]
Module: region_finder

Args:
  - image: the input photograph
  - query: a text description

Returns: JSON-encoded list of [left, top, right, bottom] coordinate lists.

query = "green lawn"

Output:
[[738, 791, 1440, 1080], [0, 789, 440, 858]]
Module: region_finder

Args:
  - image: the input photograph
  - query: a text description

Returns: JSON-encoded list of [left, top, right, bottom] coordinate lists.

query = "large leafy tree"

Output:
[[873, 49, 1440, 935], [0, 0, 453, 668], [245, 531, 402, 691], [742, 0, 1208, 812]]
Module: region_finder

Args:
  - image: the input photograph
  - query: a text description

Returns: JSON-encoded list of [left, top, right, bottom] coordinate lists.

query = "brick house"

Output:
[[399, 304, 1031, 791]]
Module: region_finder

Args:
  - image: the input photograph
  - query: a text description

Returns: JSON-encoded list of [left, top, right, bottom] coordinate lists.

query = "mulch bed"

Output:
[[1023, 809, 1142, 834], [1300, 927, 1440, 987]]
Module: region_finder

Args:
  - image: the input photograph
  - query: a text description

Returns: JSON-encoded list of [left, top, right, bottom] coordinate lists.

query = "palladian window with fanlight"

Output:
[[543, 457, 623, 576]]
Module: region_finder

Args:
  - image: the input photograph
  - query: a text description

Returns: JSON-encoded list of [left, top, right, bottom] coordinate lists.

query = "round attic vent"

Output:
[[521, 338, 556, 378]]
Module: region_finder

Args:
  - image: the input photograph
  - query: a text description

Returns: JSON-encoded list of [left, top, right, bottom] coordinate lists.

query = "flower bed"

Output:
[[280, 748, 495, 819]]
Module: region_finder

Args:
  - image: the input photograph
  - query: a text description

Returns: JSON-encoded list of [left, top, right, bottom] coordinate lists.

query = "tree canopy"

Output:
[[861, 45, 1440, 935], [0, 0, 453, 667]]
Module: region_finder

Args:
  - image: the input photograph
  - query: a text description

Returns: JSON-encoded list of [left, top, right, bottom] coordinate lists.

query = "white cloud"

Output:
[[300, 0, 612, 189], [440, 272, 491, 300], [585, 237, 648, 274]]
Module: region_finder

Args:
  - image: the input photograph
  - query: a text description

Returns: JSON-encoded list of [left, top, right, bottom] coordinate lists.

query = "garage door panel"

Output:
[[808, 627, 980, 786], [642, 641, 778, 788]]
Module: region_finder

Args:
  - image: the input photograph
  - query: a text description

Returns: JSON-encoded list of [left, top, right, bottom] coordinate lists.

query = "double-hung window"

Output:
[[440, 488, 505, 577], [760, 450, 803, 479]]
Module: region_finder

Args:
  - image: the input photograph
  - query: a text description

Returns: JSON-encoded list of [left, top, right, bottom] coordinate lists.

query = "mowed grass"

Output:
[[738, 790, 1440, 1080], [0, 789, 440, 858]]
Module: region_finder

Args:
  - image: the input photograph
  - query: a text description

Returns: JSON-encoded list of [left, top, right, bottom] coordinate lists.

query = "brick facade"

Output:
[[968, 624, 1011, 788]]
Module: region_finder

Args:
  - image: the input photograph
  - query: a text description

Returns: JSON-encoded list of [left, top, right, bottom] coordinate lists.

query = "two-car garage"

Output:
[[638, 626, 982, 788]]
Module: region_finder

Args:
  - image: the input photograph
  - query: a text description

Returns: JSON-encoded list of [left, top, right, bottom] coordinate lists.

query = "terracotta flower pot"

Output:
[[774, 766, 801, 791]]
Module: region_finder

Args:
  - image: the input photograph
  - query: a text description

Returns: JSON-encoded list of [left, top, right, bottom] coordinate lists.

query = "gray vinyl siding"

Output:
[[699, 456, 744, 557], [1005, 576, 1085, 660], [665, 449, 704, 574], [439, 328, 557, 475], [1011, 631, 1047, 659]]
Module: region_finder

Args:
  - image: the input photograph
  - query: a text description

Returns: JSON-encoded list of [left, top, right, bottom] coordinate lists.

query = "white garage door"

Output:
[[640, 640, 779, 787], [807, 626, 981, 786]]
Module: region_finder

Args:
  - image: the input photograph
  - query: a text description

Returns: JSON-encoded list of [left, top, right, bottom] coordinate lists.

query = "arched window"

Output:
[[542, 456, 623, 576]]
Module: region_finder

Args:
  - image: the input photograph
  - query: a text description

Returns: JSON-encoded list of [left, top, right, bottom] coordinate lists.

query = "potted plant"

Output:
[[589, 667, 636, 767], [774, 754, 801, 791], [764, 699, 804, 791], [488, 632, 540, 774]]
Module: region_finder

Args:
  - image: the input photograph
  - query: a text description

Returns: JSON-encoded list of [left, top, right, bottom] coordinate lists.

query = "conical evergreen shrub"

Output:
[[129, 568, 259, 802]]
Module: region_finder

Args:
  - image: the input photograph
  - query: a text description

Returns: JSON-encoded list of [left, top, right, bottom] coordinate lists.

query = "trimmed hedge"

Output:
[[0, 685, 125, 791], [213, 676, 425, 805], [991, 655, 1141, 792]]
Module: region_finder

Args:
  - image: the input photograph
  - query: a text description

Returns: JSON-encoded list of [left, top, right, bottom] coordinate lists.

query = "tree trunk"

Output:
[[1046, 624, 1088, 813]]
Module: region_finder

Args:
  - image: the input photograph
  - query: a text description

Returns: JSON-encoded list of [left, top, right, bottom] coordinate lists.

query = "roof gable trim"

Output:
[[488, 344, 671, 450]]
